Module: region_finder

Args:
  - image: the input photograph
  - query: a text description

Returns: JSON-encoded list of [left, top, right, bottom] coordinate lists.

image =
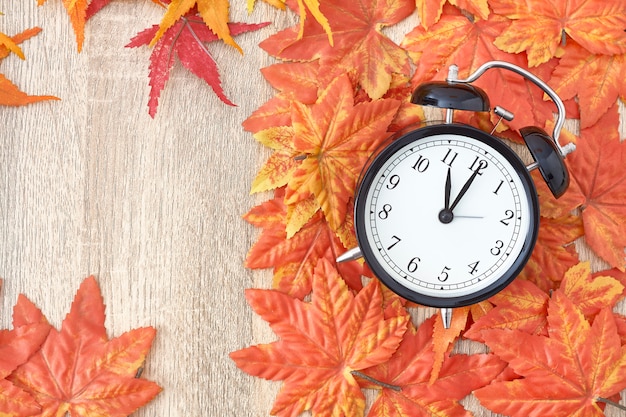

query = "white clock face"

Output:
[[357, 127, 538, 306]]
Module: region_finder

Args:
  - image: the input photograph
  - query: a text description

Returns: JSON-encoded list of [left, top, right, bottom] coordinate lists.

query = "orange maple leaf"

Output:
[[358, 315, 505, 417], [538, 105, 626, 270], [260, 0, 415, 99], [490, 0, 626, 67], [475, 289, 626, 416], [549, 42, 626, 129], [8, 277, 161, 416], [416, 0, 489, 29], [466, 262, 624, 341], [0, 28, 59, 106], [230, 259, 409, 417], [402, 7, 557, 132], [149, 0, 243, 53], [244, 191, 364, 298], [37, 0, 88, 51], [0, 296, 51, 417], [251, 75, 401, 231], [517, 214, 583, 292]]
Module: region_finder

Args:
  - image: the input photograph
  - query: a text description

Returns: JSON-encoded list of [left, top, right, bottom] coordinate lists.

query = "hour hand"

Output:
[[439, 168, 454, 224], [444, 167, 451, 210]]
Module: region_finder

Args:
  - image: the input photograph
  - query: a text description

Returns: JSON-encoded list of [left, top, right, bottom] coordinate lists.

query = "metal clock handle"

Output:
[[446, 61, 576, 158]]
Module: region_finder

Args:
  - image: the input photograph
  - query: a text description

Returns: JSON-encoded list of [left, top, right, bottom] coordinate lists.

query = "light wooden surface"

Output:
[[0, 2, 624, 417]]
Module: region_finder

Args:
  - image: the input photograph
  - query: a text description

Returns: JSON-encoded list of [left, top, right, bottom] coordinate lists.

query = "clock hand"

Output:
[[449, 168, 480, 212], [444, 167, 451, 210]]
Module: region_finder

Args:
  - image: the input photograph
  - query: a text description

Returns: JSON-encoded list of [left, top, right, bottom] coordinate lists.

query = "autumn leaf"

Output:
[[466, 262, 624, 341], [549, 42, 626, 129], [357, 315, 505, 417], [127, 16, 270, 117], [475, 289, 626, 416], [36, 0, 88, 51], [517, 214, 583, 292], [230, 259, 409, 417], [260, 0, 415, 99], [416, 0, 489, 29], [402, 7, 556, 132], [0, 28, 60, 106], [8, 276, 161, 417], [244, 191, 364, 298], [490, 0, 626, 67], [251, 74, 401, 231], [538, 105, 626, 270], [0, 296, 51, 417], [149, 0, 243, 53]]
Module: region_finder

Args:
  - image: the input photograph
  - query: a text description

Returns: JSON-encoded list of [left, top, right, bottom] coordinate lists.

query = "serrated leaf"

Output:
[[231, 259, 409, 416]]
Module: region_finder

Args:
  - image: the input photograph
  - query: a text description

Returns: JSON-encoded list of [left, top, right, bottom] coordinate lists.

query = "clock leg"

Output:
[[440, 308, 453, 329], [336, 246, 363, 263]]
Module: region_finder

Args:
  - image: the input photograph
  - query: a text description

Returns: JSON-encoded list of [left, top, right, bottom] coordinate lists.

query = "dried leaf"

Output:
[[230, 259, 409, 416], [37, 0, 88, 51], [9, 277, 161, 417]]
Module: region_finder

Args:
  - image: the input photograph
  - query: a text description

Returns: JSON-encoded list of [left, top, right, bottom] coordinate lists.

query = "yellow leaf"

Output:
[[0, 32, 24, 59], [150, 0, 243, 53]]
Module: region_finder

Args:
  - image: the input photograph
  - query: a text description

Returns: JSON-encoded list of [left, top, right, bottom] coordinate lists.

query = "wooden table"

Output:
[[1, 2, 624, 416]]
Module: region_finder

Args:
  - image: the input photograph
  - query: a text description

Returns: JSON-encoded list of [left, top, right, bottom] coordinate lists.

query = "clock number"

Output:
[[491, 240, 504, 256], [386, 174, 400, 189], [469, 156, 489, 175], [468, 261, 479, 275], [493, 180, 504, 195], [438, 266, 451, 282], [378, 204, 392, 219], [441, 148, 458, 167], [500, 209, 515, 226], [387, 235, 401, 250], [407, 257, 421, 273], [412, 155, 430, 172]]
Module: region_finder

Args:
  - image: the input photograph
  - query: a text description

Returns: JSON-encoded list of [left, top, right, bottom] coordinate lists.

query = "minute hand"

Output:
[[449, 168, 480, 212]]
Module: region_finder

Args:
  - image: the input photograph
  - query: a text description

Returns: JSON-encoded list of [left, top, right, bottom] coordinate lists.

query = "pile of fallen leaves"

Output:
[[231, 0, 626, 416]]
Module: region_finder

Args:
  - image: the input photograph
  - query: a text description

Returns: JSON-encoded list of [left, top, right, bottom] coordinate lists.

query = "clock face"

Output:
[[355, 124, 539, 307]]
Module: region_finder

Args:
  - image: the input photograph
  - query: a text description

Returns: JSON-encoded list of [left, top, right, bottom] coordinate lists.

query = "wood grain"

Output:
[[0, 2, 624, 416]]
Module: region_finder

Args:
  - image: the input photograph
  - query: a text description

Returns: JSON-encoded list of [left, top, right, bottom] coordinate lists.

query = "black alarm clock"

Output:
[[338, 61, 575, 328]]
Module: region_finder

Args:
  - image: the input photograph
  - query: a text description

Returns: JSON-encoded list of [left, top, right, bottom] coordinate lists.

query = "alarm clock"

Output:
[[337, 61, 576, 328]]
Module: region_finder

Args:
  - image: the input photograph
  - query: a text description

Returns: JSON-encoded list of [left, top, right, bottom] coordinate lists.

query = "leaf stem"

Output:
[[351, 370, 402, 392], [598, 397, 626, 412]]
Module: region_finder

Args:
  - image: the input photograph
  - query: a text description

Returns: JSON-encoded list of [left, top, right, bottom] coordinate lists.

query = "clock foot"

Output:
[[336, 246, 363, 263], [440, 308, 453, 329]]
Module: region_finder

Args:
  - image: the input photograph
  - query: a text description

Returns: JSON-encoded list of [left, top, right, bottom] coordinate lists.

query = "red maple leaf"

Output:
[[230, 259, 409, 416], [8, 277, 161, 417], [127, 16, 270, 117], [260, 0, 415, 99]]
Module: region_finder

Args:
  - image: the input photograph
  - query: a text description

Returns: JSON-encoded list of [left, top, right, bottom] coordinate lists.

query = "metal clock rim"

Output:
[[354, 124, 540, 308]]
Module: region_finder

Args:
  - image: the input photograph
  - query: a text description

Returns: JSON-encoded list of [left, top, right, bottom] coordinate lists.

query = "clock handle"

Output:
[[447, 61, 576, 158]]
